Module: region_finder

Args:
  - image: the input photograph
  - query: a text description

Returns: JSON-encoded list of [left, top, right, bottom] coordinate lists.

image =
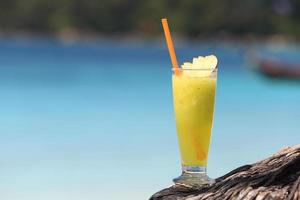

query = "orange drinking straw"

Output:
[[161, 18, 181, 75]]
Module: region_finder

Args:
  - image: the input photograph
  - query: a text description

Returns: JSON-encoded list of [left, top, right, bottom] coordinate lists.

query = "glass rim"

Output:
[[172, 67, 218, 71]]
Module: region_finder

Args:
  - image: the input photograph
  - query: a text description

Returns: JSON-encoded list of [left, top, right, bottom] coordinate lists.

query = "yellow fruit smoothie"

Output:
[[172, 56, 217, 167]]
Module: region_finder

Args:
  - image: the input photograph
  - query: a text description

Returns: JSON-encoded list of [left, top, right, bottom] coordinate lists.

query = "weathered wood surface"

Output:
[[150, 145, 300, 200]]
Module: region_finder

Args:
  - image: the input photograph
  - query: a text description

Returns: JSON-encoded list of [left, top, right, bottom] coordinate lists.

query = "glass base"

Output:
[[173, 166, 215, 187]]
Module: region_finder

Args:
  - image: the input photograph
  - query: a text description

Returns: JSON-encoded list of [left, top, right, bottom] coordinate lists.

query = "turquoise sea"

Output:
[[0, 38, 299, 200]]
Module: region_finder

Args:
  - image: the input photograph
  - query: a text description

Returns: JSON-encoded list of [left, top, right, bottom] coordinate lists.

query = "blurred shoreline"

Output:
[[0, 29, 299, 46]]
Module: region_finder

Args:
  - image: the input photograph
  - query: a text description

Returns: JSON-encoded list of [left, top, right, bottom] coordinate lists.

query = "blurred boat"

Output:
[[257, 59, 300, 79], [246, 50, 300, 80]]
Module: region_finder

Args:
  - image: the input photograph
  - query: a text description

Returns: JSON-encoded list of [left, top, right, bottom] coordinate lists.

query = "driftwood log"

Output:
[[150, 145, 300, 200]]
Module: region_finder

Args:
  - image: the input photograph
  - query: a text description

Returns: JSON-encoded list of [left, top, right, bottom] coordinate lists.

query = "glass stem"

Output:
[[182, 165, 207, 174]]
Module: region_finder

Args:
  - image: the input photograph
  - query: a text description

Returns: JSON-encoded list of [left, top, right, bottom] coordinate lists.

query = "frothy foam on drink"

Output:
[[181, 55, 218, 76]]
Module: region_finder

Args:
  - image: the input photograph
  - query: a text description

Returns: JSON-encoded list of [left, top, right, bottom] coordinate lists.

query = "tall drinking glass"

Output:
[[172, 67, 217, 187]]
